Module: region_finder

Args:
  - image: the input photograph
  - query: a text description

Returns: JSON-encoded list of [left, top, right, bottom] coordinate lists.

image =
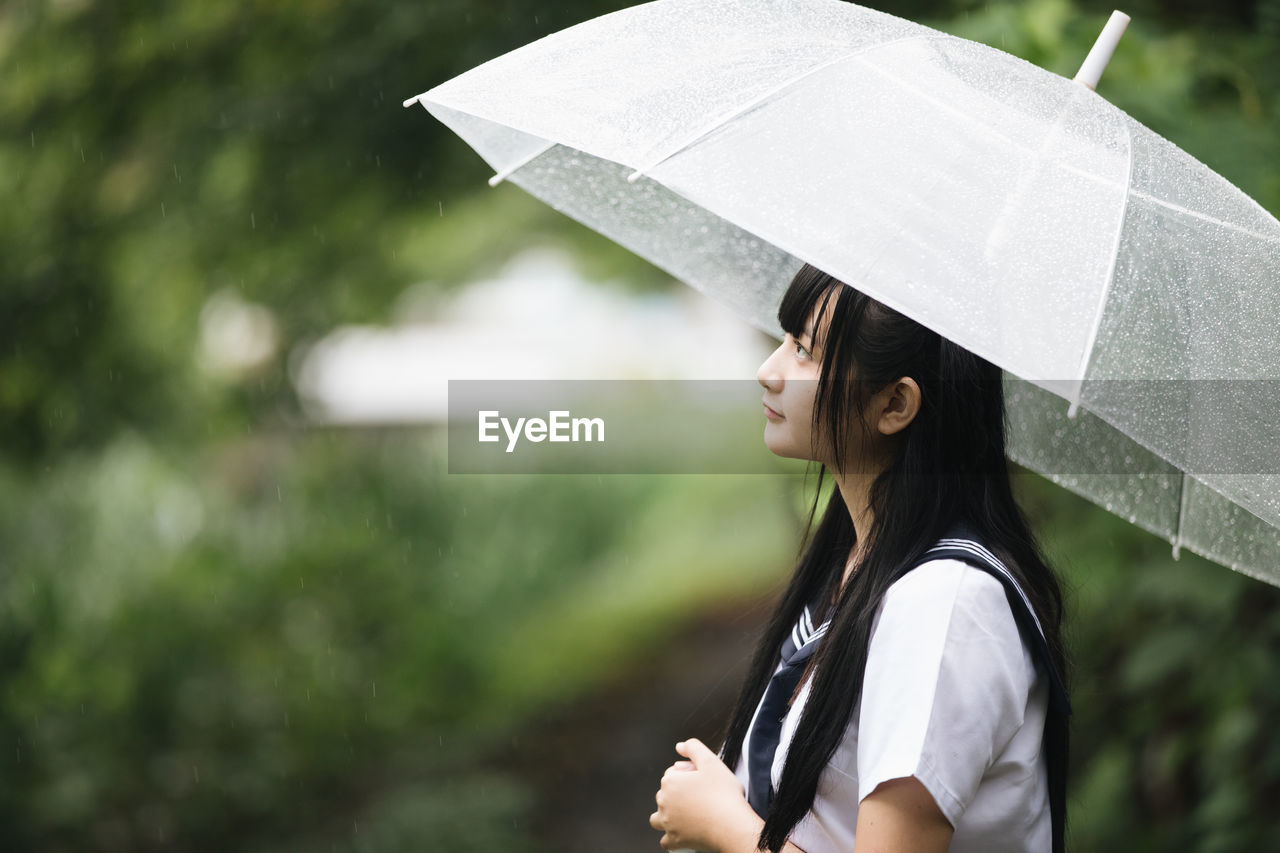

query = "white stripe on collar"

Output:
[[928, 538, 1045, 640]]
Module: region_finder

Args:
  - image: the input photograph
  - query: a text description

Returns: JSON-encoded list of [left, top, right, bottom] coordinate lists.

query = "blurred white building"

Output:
[[291, 246, 773, 425]]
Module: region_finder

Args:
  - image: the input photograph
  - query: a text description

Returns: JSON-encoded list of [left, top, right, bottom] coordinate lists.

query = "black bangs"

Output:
[[776, 263, 868, 474], [777, 264, 843, 351]]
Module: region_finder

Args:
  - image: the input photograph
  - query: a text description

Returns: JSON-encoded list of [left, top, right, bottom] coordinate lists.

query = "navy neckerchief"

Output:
[[744, 585, 830, 818], [744, 521, 1071, 820]]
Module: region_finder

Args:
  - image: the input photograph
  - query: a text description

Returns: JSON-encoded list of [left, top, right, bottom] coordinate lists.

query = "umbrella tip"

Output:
[[1066, 400, 1080, 419], [403, 96, 420, 109], [1074, 10, 1131, 91]]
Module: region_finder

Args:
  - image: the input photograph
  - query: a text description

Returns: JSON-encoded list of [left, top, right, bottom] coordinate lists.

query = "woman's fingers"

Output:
[[653, 752, 696, 848], [662, 760, 695, 779], [659, 831, 686, 850], [652, 811, 681, 850]]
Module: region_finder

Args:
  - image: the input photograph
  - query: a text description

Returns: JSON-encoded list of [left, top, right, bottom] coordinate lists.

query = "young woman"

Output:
[[649, 264, 1070, 853]]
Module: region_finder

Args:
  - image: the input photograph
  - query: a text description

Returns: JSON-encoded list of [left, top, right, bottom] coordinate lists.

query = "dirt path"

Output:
[[492, 595, 773, 852]]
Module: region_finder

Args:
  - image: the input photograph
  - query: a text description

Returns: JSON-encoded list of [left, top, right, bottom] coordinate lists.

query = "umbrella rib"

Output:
[[488, 140, 557, 187], [625, 33, 944, 183], [1125, 188, 1280, 244], [1067, 121, 1134, 421], [1171, 470, 1188, 559]]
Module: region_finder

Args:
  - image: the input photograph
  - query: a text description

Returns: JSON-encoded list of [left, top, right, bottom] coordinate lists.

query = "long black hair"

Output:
[[720, 264, 1070, 851]]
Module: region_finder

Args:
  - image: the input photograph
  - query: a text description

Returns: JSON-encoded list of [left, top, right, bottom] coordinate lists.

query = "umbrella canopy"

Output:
[[404, 0, 1280, 587]]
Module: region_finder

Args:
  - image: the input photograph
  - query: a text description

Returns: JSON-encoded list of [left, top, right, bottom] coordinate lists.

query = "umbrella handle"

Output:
[[1074, 10, 1131, 90]]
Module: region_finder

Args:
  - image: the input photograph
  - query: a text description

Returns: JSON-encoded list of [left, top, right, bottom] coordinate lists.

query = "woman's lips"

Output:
[[763, 400, 784, 421]]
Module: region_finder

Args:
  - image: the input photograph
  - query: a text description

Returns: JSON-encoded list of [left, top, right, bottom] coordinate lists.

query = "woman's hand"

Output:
[[649, 738, 759, 852]]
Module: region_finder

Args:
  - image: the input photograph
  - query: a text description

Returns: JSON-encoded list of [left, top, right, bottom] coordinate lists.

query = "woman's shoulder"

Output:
[[873, 556, 1035, 686], [882, 556, 1011, 616]]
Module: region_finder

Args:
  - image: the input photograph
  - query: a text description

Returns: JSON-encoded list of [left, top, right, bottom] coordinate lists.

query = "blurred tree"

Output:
[[3, 0, 656, 465]]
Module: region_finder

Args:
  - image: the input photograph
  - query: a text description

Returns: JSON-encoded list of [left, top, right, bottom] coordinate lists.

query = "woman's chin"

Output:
[[762, 431, 822, 463], [762, 433, 800, 460]]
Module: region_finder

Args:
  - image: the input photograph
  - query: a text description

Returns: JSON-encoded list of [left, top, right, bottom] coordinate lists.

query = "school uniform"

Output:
[[729, 527, 1066, 853]]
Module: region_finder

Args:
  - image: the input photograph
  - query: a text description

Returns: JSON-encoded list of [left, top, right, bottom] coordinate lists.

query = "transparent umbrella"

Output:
[[404, 0, 1280, 587]]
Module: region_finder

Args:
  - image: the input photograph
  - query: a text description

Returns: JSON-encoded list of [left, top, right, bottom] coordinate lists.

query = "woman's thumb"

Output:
[[675, 737, 715, 767]]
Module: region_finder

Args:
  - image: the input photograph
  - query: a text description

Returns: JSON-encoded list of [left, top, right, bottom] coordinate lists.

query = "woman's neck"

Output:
[[833, 469, 878, 588]]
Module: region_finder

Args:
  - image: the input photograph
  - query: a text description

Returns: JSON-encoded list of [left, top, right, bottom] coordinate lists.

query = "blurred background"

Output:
[[4, 0, 1280, 850]]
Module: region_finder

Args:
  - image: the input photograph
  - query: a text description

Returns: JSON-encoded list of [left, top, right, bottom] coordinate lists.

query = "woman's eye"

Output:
[[793, 340, 810, 359]]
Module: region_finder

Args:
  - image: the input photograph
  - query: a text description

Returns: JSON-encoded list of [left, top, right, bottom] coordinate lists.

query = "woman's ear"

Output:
[[876, 377, 922, 436]]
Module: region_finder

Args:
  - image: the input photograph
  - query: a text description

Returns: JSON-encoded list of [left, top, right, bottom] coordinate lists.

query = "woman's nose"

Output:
[[757, 342, 785, 391]]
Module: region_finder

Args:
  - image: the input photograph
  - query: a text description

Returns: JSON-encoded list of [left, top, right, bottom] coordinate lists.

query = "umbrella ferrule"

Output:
[[1074, 10, 1131, 90]]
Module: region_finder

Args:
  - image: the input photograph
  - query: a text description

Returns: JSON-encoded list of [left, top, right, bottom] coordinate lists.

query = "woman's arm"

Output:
[[685, 806, 809, 853], [851, 776, 953, 853], [651, 741, 952, 853]]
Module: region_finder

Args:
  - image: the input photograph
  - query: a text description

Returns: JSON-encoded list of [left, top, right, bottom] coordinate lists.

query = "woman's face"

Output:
[[756, 300, 828, 463], [757, 294, 916, 469]]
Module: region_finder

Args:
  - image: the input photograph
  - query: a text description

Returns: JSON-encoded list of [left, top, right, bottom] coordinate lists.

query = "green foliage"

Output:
[[1034, 479, 1280, 851], [2, 0, 659, 464], [0, 431, 794, 851]]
